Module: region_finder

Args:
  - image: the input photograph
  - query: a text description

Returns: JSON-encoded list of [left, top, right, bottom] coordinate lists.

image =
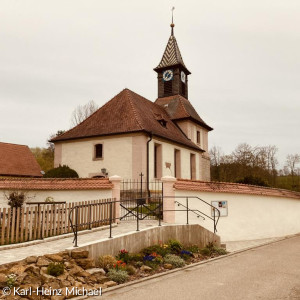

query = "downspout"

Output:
[[146, 132, 153, 197]]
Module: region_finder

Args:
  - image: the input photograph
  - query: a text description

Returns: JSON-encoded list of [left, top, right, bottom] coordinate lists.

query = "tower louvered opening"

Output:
[[181, 82, 186, 97], [164, 80, 173, 96]]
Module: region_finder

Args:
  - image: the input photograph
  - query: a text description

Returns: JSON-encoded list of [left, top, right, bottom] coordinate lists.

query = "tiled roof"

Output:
[[0, 178, 113, 190], [0, 142, 42, 177], [51, 89, 203, 151], [174, 179, 300, 200], [155, 95, 213, 131], [154, 35, 190, 74]]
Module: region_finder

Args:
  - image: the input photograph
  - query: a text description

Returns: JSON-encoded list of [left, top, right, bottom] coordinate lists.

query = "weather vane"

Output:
[[171, 7, 175, 36]]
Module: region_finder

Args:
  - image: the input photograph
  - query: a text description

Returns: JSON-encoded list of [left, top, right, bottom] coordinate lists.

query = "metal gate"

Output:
[[120, 173, 163, 221]]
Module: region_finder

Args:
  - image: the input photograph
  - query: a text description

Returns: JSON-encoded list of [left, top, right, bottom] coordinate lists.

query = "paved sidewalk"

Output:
[[0, 221, 159, 265], [224, 237, 283, 252]]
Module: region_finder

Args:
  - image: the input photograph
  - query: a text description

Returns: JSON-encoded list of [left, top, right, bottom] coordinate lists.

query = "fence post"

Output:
[[161, 176, 177, 223], [74, 207, 79, 247], [186, 197, 189, 225], [213, 208, 216, 233], [109, 201, 113, 238], [136, 198, 139, 232], [109, 175, 122, 223]]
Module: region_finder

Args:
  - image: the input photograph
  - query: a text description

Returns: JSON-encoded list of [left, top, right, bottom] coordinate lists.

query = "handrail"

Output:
[[69, 195, 220, 247], [162, 196, 220, 233], [175, 201, 205, 220]]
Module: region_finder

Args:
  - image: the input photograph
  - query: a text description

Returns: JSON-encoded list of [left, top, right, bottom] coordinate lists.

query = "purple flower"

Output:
[[143, 255, 155, 261], [181, 250, 192, 256]]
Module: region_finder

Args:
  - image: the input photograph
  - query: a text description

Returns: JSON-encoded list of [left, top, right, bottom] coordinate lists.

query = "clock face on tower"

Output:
[[181, 71, 186, 83], [163, 70, 173, 81]]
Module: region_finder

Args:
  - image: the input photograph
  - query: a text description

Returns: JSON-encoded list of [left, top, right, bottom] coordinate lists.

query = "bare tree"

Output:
[[232, 143, 256, 166], [209, 146, 223, 166], [285, 154, 300, 187], [286, 154, 300, 176], [71, 100, 98, 127]]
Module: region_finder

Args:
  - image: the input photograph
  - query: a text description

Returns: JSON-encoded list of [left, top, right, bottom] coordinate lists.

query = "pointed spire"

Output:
[[154, 8, 190, 74], [171, 7, 175, 36]]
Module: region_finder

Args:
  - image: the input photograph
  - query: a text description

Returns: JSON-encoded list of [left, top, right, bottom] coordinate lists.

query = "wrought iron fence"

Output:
[[120, 174, 163, 221]]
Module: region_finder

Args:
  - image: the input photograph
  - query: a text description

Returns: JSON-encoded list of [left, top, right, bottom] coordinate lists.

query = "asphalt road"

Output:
[[94, 235, 300, 300]]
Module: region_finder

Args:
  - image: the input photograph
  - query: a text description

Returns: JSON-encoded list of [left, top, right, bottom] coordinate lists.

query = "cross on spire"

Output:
[[171, 7, 175, 36]]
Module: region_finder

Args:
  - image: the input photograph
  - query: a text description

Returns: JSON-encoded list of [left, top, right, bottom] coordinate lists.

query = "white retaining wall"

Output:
[[174, 190, 300, 242]]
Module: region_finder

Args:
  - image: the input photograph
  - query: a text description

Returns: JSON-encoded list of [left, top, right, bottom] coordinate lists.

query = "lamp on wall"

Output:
[[101, 168, 108, 176]]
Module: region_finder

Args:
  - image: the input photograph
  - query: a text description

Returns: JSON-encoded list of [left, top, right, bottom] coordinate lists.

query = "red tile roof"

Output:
[[0, 142, 42, 177], [174, 179, 300, 200], [51, 89, 203, 151], [0, 178, 113, 190], [155, 95, 213, 131]]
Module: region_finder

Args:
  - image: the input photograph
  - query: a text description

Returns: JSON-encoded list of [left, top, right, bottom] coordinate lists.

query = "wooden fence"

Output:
[[0, 199, 114, 246]]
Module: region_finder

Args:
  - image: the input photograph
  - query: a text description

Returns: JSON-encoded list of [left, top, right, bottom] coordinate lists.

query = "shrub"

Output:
[[236, 175, 269, 187], [214, 247, 227, 255], [200, 247, 211, 256], [6, 191, 26, 208], [144, 261, 159, 270], [163, 254, 185, 268], [107, 269, 129, 284], [125, 265, 137, 275], [47, 262, 64, 277], [186, 245, 200, 253], [45, 196, 54, 203], [167, 240, 183, 254], [127, 253, 144, 263], [98, 255, 117, 272], [141, 244, 169, 257], [44, 165, 79, 178], [200, 243, 228, 256], [135, 261, 143, 268], [6, 274, 17, 288]]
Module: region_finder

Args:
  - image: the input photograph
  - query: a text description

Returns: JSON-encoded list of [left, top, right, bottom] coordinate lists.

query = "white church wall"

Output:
[[57, 135, 133, 179], [149, 137, 201, 180]]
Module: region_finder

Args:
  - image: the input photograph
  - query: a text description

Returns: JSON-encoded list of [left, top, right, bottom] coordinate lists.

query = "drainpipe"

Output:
[[146, 132, 153, 197]]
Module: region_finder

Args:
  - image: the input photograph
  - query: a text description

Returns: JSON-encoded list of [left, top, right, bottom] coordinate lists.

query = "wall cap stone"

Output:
[[161, 176, 177, 182], [109, 175, 122, 182]]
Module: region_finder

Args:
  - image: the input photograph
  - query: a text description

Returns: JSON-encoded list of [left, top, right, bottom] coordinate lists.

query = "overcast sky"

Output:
[[0, 0, 299, 168]]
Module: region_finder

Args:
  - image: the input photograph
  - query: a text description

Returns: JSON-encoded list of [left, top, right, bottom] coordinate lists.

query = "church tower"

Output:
[[154, 22, 191, 99]]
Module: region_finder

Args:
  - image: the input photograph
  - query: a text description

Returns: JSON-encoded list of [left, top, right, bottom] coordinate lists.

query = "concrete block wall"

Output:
[[67, 224, 220, 261]]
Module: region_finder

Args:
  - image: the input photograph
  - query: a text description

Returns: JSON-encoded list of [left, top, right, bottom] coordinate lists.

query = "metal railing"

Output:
[[164, 196, 220, 234], [69, 196, 220, 247]]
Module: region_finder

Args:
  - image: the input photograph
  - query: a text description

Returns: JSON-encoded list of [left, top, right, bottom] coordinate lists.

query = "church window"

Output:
[[154, 143, 162, 179], [174, 149, 181, 178], [197, 131, 201, 144], [94, 144, 103, 159]]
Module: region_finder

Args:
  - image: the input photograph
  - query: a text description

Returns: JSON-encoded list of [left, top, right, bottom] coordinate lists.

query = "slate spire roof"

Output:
[[154, 24, 191, 74], [51, 89, 203, 151]]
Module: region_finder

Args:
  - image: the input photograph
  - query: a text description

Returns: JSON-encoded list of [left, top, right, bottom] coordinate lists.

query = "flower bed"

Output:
[[98, 240, 228, 284]]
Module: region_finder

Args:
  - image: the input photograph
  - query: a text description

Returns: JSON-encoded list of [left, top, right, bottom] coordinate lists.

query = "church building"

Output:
[[51, 22, 213, 181]]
